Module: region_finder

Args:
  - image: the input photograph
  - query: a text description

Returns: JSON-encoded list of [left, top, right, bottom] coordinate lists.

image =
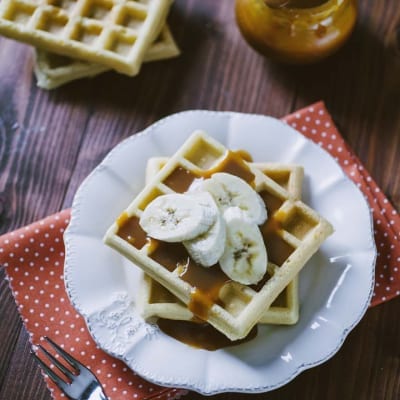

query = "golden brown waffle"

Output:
[[140, 157, 303, 325], [104, 131, 333, 340], [33, 24, 180, 89], [0, 0, 172, 75]]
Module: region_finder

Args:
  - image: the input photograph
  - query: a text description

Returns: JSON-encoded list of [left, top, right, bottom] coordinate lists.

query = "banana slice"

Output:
[[183, 192, 226, 267], [139, 193, 216, 242], [219, 207, 267, 285], [199, 172, 267, 225]]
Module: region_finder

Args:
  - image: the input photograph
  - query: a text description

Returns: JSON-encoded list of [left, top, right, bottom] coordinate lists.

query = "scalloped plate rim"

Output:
[[64, 110, 376, 395]]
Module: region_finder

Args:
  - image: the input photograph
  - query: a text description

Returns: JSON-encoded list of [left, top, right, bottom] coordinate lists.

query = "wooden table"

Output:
[[1, 0, 399, 399]]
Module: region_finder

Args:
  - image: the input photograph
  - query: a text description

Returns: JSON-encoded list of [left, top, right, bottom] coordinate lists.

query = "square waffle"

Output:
[[34, 24, 180, 89], [140, 157, 304, 325], [0, 0, 172, 75], [104, 131, 333, 340]]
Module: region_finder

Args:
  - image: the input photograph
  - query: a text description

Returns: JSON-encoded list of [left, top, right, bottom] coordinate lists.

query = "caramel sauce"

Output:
[[264, 171, 290, 191], [116, 213, 148, 248], [148, 241, 189, 272], [233, 149, 253, 162], [265, 230, 294, 266], [266, 0, 328, 8], [184, 266, 230, 320], [164, 166, 199, 192], [204, 151, 255, 184], [189, 289, 219, 320], [259, 190, 284, 215], [157, 319, 258, 351], [149, 241, 231, 319], [236, 0, 358, 65], [259, 190, 295, 266]]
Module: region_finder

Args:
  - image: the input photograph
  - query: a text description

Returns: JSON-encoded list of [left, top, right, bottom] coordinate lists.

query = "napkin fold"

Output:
[[0, 102, 399, 400], [0, 209, 188, 400], [283, 102, 400, 306]]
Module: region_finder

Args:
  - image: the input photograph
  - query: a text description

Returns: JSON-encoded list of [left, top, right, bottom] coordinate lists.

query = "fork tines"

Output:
[[31, 337, 105, 400]]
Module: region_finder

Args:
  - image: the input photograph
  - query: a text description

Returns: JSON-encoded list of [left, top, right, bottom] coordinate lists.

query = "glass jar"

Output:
[[235, 0, 358, 64]]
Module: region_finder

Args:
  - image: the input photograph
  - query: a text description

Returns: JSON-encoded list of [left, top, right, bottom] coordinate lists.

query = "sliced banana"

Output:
[[199, 172, 267, 225], [139, 193, 216, 242], [187, 177, 205, 192], [219, 207, 267, 285], [183, 192, 226, 267]]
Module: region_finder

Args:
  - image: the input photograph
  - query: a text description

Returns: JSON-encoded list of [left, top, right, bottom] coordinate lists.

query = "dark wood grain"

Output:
[[0, 0, 399, 399], [0, 267, 21, 388]]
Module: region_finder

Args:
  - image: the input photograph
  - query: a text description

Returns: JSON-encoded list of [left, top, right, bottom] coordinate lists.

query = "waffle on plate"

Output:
[[139, 157, 304, 326], [104, 130, 333, 340]]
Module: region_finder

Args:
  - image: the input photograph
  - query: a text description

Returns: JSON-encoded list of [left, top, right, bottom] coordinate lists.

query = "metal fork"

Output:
[[32, 337, 108, 400]]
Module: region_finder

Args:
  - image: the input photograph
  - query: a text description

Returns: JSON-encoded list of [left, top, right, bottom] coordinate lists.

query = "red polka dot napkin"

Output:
[[0, 102, 399, 400], [0, 209, 188, 400], [283, 101, 400, 306]]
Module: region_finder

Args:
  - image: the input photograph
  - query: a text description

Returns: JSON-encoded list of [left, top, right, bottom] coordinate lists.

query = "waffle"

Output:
[[34, 24, 180, 89], [0, 0, 172, 76], [140, 157, 303, 325], [104, 131, 333, 340]]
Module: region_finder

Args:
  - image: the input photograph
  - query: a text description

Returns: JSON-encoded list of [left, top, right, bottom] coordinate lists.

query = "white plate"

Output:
[[64, 111, 376, 395]]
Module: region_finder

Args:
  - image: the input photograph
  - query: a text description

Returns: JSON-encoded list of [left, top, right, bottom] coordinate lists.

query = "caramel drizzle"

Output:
[[115, 150, 293, 320]]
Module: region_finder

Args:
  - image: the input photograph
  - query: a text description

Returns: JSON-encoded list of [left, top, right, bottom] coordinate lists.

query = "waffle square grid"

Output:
[[139, 157, 304, 326], [104, 131, 333, 340], [0, 0, 172, 75]]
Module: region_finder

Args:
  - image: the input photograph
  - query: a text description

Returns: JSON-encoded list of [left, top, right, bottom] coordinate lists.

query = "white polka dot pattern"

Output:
[[0, 209, 188, 400], [283, 102, 400, 306]]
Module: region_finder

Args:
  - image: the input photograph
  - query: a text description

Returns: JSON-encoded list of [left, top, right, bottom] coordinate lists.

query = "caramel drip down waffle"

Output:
[[0, 0, 172, 75], [104, 131, 333, 340], [34, 24, 180, 89], [140, 157, 304, 325]]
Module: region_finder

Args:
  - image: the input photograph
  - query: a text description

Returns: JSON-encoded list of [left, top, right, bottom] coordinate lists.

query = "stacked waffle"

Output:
[[139, 157, 303, 326], [0, 0, 179, 89], [105, 131, 333, 343]]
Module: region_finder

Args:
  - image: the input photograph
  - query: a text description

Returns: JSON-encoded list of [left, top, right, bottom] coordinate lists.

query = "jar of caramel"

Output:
[[235, 0, 358, 64]]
